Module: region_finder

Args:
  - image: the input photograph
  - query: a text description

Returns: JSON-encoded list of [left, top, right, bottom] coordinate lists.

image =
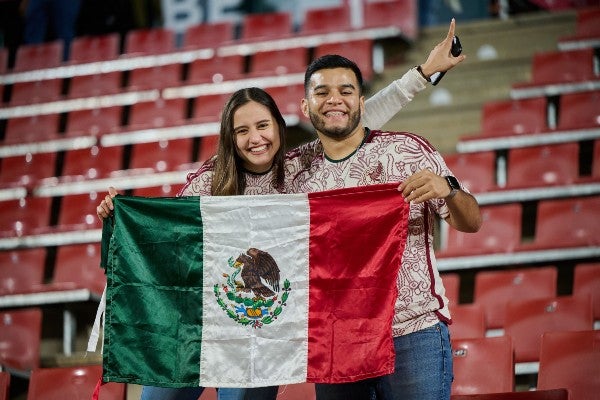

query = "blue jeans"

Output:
[[140, 386, 245, 400], [315, 322, 453, 400]]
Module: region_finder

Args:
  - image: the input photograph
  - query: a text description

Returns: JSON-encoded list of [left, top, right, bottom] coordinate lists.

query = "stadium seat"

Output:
[[0, 197, 52, 237], [451, 336, 514, 395], [537, 330, 600, 400], [68, 71, 122, 98], [449, 304, 486, 340], [131, 184, 182, 197], [557, 90, 600, 130], [301, 6, 352, 34], [0, 248, 46, 294], [26, 365, 126, 400], [504, 295, 593, 363], [0, 152, 57, 187], [506, 142, 579, 188], [572, 263, 600, 322], [128, 63, 182, 90], [473, 266, 558, 330], [277, 383, 316, 399], [363, 0, 418, 40], [0, 307, 42, 372], [0, 370, 9, 400], [13, 40, 63, 71], [56, 192, 103, 231], [249, 48, 307, 77], [183, 21, 235, 49], [65, 106, 122, 137], [450, 388, 570, 400], [53, 243, 105, 295], [441, 272, 460, 307], [9, 78, 62, 105], [519, 48, 596, 86], [128, 138, 194, 172], [479, 97, 548, 136], [127, 98, 188, 129], [314, 39, 374, 81], [240, 11, 292, 41], [187, 55, 245, 84], [532, 195, 600, 248], [191, 93, 231, 123], [559, 6, 600, 43], [198, 135, 220, 162], [124, 27, 175, 55], [440, 203, 522, 256], [61, 145, 124, 180], [3, 113, 61, 144], [69, 33, 120, 63], [444, 151, 497, 193], [266, 84, 305, 117]]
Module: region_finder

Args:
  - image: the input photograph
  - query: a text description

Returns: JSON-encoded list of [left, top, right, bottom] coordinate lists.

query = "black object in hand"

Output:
[[430, 35, 462, 86]]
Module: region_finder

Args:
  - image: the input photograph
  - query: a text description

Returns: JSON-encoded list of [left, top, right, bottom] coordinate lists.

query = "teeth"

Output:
[[250, 145, 267, 153], [326, 111, 344, 116]]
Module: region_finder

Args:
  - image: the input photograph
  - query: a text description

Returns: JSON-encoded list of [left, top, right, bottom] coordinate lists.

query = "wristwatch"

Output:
[[444, 176, 460, 199]]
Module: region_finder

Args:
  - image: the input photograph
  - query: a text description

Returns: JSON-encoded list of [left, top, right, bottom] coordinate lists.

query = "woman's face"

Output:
[[233, 101, 281, 174]]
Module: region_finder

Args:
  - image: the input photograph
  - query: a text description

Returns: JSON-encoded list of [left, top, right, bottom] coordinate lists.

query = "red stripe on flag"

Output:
[[306, 183, 409, 383]]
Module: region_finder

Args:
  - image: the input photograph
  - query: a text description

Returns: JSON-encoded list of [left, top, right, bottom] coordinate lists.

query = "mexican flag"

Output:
[[98, 183, 409, 388]]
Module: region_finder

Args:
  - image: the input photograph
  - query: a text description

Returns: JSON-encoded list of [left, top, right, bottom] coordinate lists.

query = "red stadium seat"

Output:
[[560, 6, 600, 43], [9, 78, 62, 105], [450, 389, 570, 400], [441, 272, 460, 307], [0, 370, 9, 400], [572, 263, 600, 321], [13, 40, 63, 71], [69, 33, 120, 63], [53, 243, 105, 295], [277, 383, 316, 399], [187, 55, 245, 84], [314, 39, 374, 81], [240, 12, 293, 41], [532, 195, 600, 248], [266, 84, 305, 117], [451, 336, 514, 395], [183, 21, 235, 49], [363, 0, 418, 40], [65, 106, 122, 137], [128, 98, 187, 129], [128, 63, 182, 90], [0, 152, 57, 187], [0, 248, 46, 294], [191, 93, 230, 123], [440, 203, 522, 256], [0, 308, 42, 372], [56, 192, 103, 231], [249, 48, 307, 77], [557, 90, 600, 130], [444, 151, 497, 193], [537, 330, 600, 400], [449, 304, 486, 340], [61, 145, 124, 180], [504, 295, 593, 363], [473, 266, 557, 330], [124, 27, 175, 55], [524, 48, 595, 86], [26, 365, 126, 400], [68, 72, 122, 98], [506, 142, 579, 188], [128, 138, 194, 172], [301, 6, 351, 34], [3, 113, 60, 144], [0, 197, 52, 237], [198, 135, 219, 162], [480, 97, 548, 137]]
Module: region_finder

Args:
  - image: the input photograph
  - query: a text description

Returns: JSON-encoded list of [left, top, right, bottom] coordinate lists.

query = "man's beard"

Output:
[[308, 108, 362, 140]]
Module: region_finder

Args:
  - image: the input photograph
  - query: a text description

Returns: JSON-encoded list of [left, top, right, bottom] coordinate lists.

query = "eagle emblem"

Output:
[[214, 248, 291, 328]]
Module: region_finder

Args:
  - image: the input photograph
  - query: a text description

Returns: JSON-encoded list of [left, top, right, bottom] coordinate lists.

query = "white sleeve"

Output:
[[363, 68, 428, 130]]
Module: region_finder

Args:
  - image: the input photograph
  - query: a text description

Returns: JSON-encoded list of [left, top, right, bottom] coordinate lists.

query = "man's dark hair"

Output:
[[304, 54, 364, 95]]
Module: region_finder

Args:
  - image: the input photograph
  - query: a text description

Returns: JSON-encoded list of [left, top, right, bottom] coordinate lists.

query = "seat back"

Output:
[[450, 388, 570, 400], [537, 330, 600, 400], [53, 243, 105, 295], [444, 151, 497, 193], [4, 113, 60, 144], [124, 27, 175, 55], [363, 0, 418, 39], [504, 295, 593, 363], [187, 55, 245, 84], [14, 41, 63, 71], [451, 336, 514, 395], [314, 39, 374, 81], [26, 365, 126, 400], [473, 266, 557, 330], [240, 12, 292, 40], [302, 6, 351, 34], [61, 145, 124, 180], [9, 79, 63, 106], [65, 106, 122, 137], [0, 152, 57, 187], [183, 21, 235, 49], [449, 304, 486, 340], [57, 192, 103, 231], [249, 48, 307, 77], [0, 248, 46, 294], [0, 308, 42, 372], [68, 72, 122, 98], [0, 197, 52, 237], [128, 98, 188, 129], [441, 272, 460, 307], [573, 263, 600, 321], [557, 90, 600, 130], [70, 33, 120, 63], [530, 48, 595, 85], [480, 97, 548, 136], [128, 138, 194, 172], [128, 64, 182, 90]]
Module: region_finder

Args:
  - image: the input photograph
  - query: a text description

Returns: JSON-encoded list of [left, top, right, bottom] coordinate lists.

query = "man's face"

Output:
[[302, 67, 365, 140]]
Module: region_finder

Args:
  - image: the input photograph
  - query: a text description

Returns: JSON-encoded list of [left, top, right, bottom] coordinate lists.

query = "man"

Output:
[[287, 53, 482, 400]]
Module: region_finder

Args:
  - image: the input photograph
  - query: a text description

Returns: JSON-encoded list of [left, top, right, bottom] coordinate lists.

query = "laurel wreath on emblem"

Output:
[[213, 248, 291, 329]]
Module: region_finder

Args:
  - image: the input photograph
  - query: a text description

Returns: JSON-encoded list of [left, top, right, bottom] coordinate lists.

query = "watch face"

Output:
[[446, 176, 460, 190]]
